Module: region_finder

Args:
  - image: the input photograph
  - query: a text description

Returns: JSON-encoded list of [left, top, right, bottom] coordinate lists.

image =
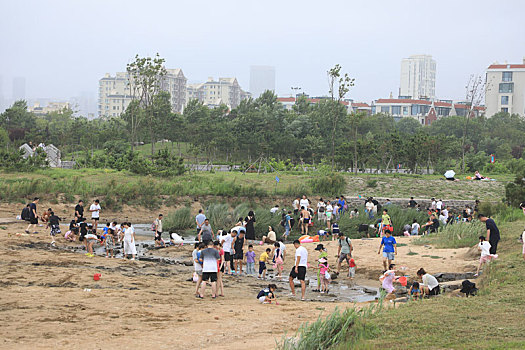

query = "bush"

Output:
[[366, 179, 378, 188], [413, 221, 485, 248], [505, 171, 525, 207], [307, 173, 346, 196], [164, 207, 193, 231]]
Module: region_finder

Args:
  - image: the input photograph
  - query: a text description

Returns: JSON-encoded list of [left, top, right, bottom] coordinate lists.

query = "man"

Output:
[[408, 197, 417, 208], [282, 211, 292, 238], [441, 206, 449, 221], [300, 206, 310, 235], [436, 199, 443, 215], [270, 205, 280, 214], [198, 218, 214, 245], [154, 214, 164, 247], [220, 230, 236, 274], [365, 199, 374, 219], [336, 233, 353, 275], [89, 199, 101, 232], [199, 240, 220, 299], [289, 240, 308, 301], [293, 197, 300, 216], [25, 197, 39, 234], [430, 198, 437, 211], [195, 209, 206, 236], [299, 195, 309, 211], [422, 214, 439, 234], [478, 214, 500, 255], [378, 229, 397, 271], [75, 200, 85, 222]]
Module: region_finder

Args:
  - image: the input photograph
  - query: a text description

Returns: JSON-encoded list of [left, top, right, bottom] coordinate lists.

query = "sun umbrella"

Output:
[[444, 170, 456, 179]]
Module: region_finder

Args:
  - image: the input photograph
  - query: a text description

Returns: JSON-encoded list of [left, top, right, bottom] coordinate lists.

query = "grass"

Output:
[[346, 218, 525, 349], [413, 221, 486, 249]]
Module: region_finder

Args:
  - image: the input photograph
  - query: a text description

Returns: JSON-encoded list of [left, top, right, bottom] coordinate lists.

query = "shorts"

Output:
[[155, 231, 162, 241], [259, 261, 267, 274], [224, 252, 232, 263], [480, 255, 494, 263], [383, 252, 395, 260], [50, 225, 61, 236], [258, 296, 267, 303], [338, 253, 350, 263], [234, 250, 244, 260], [428, 285, 440, 296], [30, 217, 38, 225], [289, 266, 307, 281], [202, 272, 217, 282], [348, 267, 356, 278], [489, 240, 498, 255], [85, 234, 98, 241], [303, 218, 310, 224], [92, 217, 99, 221], [195, 270, 203, 276]]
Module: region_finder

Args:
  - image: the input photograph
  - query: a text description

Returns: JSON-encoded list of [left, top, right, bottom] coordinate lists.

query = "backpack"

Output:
[[21, 207, 29, 220], [319, 205, 325, 213], [151, 221, 156, 232]]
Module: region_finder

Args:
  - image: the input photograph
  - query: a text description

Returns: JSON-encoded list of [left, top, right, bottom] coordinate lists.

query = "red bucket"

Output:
[[93, 273, 101, 281]]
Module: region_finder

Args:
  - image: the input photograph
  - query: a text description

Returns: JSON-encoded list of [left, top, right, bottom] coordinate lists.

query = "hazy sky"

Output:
[[1, 0, 525, 106]]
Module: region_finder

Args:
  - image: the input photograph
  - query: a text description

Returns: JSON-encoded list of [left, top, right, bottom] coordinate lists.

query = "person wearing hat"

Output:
[[314, 244, 328, 292], [315, 257, 331, 293]]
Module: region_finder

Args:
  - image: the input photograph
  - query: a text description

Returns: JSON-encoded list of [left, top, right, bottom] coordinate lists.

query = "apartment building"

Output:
[[186, 77, 249, 109], [400, 55, 436, 99], [28, 101, 71, 115], [98, 69, 187, 118], [485, 59, 525, 118], [277, 96, 371, 114]]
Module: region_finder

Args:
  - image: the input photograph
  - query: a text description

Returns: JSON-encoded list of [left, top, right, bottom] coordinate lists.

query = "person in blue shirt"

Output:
[[378, 229, 397, 271]]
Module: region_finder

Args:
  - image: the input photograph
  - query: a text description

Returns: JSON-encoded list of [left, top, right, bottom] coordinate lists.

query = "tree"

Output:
[[461, 74, 484, 173], [0, 100, 36, 142]]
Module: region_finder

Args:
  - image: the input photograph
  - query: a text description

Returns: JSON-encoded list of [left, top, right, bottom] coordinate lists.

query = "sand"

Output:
[[0, 204, 479, 350]]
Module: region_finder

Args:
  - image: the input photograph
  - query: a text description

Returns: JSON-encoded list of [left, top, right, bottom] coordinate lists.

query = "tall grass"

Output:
[[277, 302, 382, 350], [164, 207, 193, 230], [413, 221, 485, 248]]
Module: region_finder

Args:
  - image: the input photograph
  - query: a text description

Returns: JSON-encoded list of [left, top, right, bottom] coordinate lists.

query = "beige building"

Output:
[[98, 69, 187, 118], [400, 54, 436, 99], [28, 101, 71, 115], [485, 59, 525, 118], [186, 77, 250, 109]]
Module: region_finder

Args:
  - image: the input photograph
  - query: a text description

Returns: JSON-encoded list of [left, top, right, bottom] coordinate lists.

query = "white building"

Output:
[[186, 77, 250, 109], [249, 66, 275, 98], [28, 101, 71, 115], [98, 69, 187, 118], [400, 55, 436, 100], [485, 59, 525, 118]]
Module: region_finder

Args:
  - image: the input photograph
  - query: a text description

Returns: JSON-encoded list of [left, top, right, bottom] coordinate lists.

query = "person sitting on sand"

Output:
[[475, 235, 498, 276], [379, 264, 398, 296], [257, 284, 277, 304], [262, 225, 276, 244], [410, 281, 421, 300], [417, 268, 440, 296]]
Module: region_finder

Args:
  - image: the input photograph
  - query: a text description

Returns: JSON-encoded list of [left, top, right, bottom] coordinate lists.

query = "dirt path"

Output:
[[0, 219, 479, 350]]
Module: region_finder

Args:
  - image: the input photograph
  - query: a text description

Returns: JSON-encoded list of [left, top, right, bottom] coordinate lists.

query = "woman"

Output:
[[123, 222, 137, 260], [417, 268, 440, 296], [244, 211, 256, 242], [262, 226, 276, 244]]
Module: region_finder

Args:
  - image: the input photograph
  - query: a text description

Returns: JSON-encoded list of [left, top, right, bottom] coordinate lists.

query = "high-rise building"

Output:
[[98, 69, 187, 118], [12, 76, 26, 100], [186, 77, 250, 109], [249, 66, 275, 98], [400, 55, 436, 99], [485, 59, 525, 118]]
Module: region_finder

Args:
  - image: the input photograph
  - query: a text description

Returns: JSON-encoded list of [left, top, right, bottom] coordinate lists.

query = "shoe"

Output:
[[288, 293, 295, 297], [320, 291, 325, 294], [474, 273, 479, 277], [85, 253, 91, 256], [130, 258, 135, 261]]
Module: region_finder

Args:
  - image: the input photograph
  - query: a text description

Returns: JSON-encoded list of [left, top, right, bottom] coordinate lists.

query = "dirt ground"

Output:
[[0, 204, 480, 350]]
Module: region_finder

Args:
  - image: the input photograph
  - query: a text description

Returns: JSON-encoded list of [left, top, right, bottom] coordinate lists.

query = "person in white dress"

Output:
[[122, 222, 137, 260]]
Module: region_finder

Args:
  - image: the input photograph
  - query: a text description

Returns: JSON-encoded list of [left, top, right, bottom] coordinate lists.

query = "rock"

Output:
[[433, 272, 475, 282], [183, 261, 193, 266], [394, 287, 407, 296], [362, 287, 377, 294], [392, 297, 408, 303], [330, 273, 338, 280]]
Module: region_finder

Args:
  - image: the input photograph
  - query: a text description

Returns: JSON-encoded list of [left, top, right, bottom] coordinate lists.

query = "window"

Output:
[[502, 72, 512, 82], [499, 83, 514, 93], [403, 106, 408, 115], [501, 96, 509, 105], [501, 107, 508, 113], [391, 106, 401, 115], [411, 105, 419, 115], [381, 106, 390, 113]]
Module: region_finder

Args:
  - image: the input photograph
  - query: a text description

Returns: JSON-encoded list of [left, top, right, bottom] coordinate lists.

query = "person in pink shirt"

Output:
[[316, 257, 331, 293], [380, 264, 398, 296]]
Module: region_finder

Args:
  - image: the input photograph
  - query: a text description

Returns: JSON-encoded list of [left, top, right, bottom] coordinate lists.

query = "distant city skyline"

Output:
[[1, 0, 525, 116]]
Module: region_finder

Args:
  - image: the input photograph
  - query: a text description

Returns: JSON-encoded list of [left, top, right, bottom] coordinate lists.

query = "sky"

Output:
[[1, 0, 525, 112]]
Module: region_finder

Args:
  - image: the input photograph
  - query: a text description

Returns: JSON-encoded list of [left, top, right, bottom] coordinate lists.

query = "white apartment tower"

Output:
[[98, 69, 187, 118], [186, 77, 250, 109], [249, 65, 276, 98], [485, 59, 525, 118], [400, 55, 436, 99]]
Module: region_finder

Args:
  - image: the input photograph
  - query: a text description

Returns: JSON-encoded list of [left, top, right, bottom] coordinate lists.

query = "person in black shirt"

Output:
[[408, 197, 417, 208], [47, 211, 61, 246], [478, 214, 500, 254], [75, 200, 85, 222], [25, 197, 39, 234], [422, 214, 439, 234]]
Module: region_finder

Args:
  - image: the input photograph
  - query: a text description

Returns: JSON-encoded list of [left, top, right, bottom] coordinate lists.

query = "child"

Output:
[[331, 222, 340, 242], [245, 245, 256, 275], [214, 241, 225, 297], [316, 257, 331, 293], [105, 228, 116, 258], [475, 236, 498, 276], [257, 284, 277, 304], [192, 243, 204, 297], [47, 211, 61, 246], [233, 231, 246, 275], [84, 228, 99, 258], [409, 281, 421, 300], [273, 242, 284, 278], [379, 264, 398, 296], [403, 224, 411, 236], [348, 258, 356, 279], [100, 222, 110, 244], [259, 248, 271, 279]]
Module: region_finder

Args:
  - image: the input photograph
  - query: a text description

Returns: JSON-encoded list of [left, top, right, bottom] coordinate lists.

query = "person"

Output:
[[300, 195, 309, 211], [408, 197, 417, 208], [422, 214, 439, 234], [336, 232, 353, 274], [300, 206, 310, 235], [475, 236, 498, 276], [410, 281, 421, 300], [199, 240, 220, 299], [257, 284, 277, 304], [293, 197, 300, 216], [403, 223, 411, 236], [338, 196, 346, 215], [278, 238, 287, 261], [25, 197, 39, 234], [331, 222, 340, 241], [75, 200, 85, 222], [325, 202, 333, 229], [282, 211, 292, 238], [314, 257, 331, 293], [365, 199, 374, 219], [273, 242, 284, 278], [105, 226, 116, 258], [245, 245, 256, 275], [314, 244, 328, 291], [232, 230, 246, 275], [21, 204, 31, 222], [381, 209, 393, 234], [442, 206, 449, 220], [232, 217, 246, 235], [350, 209, 359, 219], [198, 218, 214, 245], [47, 211, 61, 246], [430, 198, 437, 211], [289, 240, 308, 301], [411, 219, 420, 236], [348, 258, 356, 279], [478, 214, 500, 255], [474, 171, 485, 180], [378, 229, 397, 271], [436, 199, 443, 215], [520, 202, 525, 217], [417, 268, 440, 296], [438, 212, 448, 226], [259, 248, 271, 280], [66, 219, 79, 241], [379, 264, 398, 296], [270, 205, 280, 214], [41, 208, 52, 224], [195, 209, 206, 236], [522, 226, 525, 262], [154, 214, 164, 247], [122, 222, 137, 260], [214, 241, 225, 297], [262, 226, 276, 244], [317, 198, 326, 222], [220, 229, 236, 274], [84, 227, 99, 258], [192, 243, 204, 297], [245, 211, 256, 242], [88, 199, 101, 232]]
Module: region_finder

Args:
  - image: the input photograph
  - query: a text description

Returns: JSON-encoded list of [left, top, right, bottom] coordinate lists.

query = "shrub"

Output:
[[366, 179, 378, 188], [164, 207, 193, 231], [413, 221, 485, 248], [307, 173, 346, 196], [505, 171, 525, 207]]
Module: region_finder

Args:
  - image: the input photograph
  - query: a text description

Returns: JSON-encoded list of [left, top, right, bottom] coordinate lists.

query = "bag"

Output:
[[151, 221, 156, 232], [289, 217, 295, 228], [319, 206, 325, 213], [324, 271, 331, 280]]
